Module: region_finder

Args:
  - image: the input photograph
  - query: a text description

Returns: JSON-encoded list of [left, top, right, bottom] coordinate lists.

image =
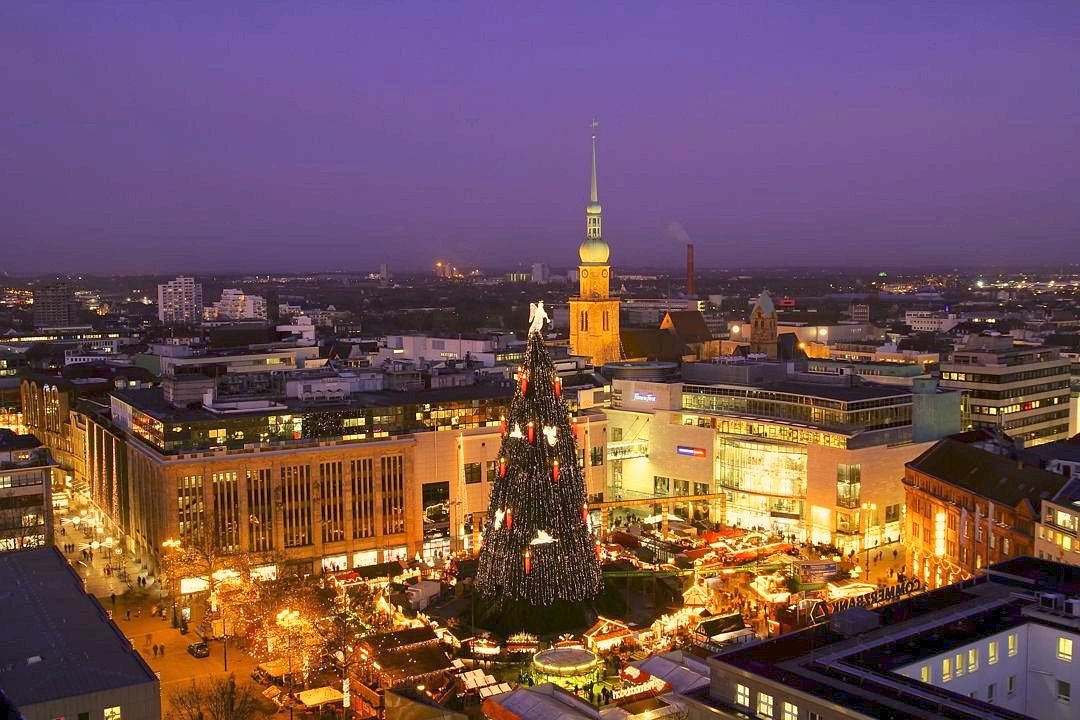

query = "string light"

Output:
[[475, 333, 603, 609]]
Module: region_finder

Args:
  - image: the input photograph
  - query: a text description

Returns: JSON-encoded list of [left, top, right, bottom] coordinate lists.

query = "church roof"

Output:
[[660, 311, 713, 344], [620, 328, 687, 362], [752, 290, 776, 317]]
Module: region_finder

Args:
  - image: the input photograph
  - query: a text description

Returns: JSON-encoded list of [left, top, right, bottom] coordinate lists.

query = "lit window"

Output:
[[735, 684, 750, 707], [757, 692, 774, 719], [1059, 680, 1071, 703], [104, 709, 121, 720], [988, 640, 999, 665], [782, 702, 798, 720], [942, 657, 952, 682], [968, 647, 978, 672], [955, 653, 964, 677], [1059, 637, 1073, 662], [920, 665, 930, 682], [1008, 633, 1017, 657]]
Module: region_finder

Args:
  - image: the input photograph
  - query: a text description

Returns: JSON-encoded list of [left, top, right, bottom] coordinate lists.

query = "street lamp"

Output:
[[162, 539, 183, 627], [861, 503, 877, 578], [277, 608, 301, 720]]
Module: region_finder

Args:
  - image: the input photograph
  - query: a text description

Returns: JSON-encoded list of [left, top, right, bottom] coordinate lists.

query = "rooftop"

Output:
[[0, 547, 158, 706], [712, 565, 1075, 720], [685, 378, 912, 403], [112, 382, 514, 422], [907, 439, 1068, 509]]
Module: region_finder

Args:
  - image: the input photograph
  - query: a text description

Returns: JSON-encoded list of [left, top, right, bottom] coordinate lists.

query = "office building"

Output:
[[939, 335, 1072, 447], [156, 275, 203, 325], [849, 303, 871, 324], [904, 438, 1070, 590], [685, 557, 1080, 720], [569, 129, 621, 366], [601, 364, 961, 555], [74, 382, 607, 580], [530, 263, 550, 283], [31, 282, 76, 328], [0, 431, 54, 552], [0, 547, 160, 719]]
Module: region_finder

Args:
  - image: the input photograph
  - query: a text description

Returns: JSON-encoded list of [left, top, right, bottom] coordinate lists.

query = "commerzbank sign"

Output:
[[828, 578, 923, 613]]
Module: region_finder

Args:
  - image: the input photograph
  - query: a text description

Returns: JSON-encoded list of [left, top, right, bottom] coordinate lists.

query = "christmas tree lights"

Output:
[[475, 313, 603, 619]]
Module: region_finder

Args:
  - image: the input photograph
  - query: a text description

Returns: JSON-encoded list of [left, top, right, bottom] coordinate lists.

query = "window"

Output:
[[836, 464, 861, 508], [78, 715, 89, 720], [464, 462, 482, 484], [920, 665, 930, 682], [886, 503, 901, 523], [968, 647, 978, 672], [782, 702, 798, 720], [757, 692, 774, 719], [809, 714, 821, 720], [104, 709, 121, 720], [1059, 680, 1071, 703], [988, 640, 999, 665], [987, 683, 995, 701], [1008, 675, 1016, 695], [1059, 637, 1073, 661], [955, 653, 964, 677], [942, 657, 952, 682], [1008, 633, 1017, 657], [735, 684, 750, 707], [485, 460, 497, 482], [590, 446, 604, 466]]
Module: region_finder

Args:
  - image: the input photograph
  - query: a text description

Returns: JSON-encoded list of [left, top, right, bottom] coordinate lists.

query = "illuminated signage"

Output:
[[827, 578, 922, 613], [677, 446, 706, 458], [612, 676, 670, 700], [633, 392, 657, 402]]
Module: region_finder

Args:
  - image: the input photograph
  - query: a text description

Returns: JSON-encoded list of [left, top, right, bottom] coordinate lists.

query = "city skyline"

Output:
[[4, 2, 1080, 273]]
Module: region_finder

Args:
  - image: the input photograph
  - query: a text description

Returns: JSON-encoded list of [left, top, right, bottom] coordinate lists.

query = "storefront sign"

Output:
[[677, 446, 706, 458], [633, 392, 657, 402], [828, 578, 922, 613]]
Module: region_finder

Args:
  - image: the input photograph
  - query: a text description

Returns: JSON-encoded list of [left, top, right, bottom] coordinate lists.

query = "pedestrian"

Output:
[[159, 645, 164, 656], [893, 549, 898, 560], [111, 592, 116, 606], [153, 645, 158, 657], [126, 609, 131, 621]]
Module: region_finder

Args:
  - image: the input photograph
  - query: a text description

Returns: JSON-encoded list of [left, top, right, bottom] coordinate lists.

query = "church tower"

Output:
[[749, 289, 778, 358], [569, 126, 621, 366]]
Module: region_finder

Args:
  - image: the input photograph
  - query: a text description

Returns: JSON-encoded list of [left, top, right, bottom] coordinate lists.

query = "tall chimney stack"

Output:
[[686, 243, 696, 296]]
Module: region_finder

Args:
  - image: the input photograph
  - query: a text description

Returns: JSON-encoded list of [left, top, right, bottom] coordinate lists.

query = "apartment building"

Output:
[[157, 275, 204, 324]]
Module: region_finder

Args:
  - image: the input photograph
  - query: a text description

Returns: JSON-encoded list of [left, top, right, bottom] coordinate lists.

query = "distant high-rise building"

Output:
[[32, 281, 76, 328], [531, 263, 550, 283], [569, 125, 621, 366], [379, 263, 391, 282], [748, 290, 778, 358], [157, 275, 203, 325]]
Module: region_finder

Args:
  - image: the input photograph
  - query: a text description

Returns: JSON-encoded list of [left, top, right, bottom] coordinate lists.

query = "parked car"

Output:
[[187, 641, 210, 658]]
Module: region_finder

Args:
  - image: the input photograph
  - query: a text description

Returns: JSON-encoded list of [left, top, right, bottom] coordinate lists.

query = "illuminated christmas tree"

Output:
[[474, 303, 603, 629]]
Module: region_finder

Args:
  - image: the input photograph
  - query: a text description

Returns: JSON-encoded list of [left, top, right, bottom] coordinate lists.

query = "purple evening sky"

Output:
[[2, 1, 1079, 273]]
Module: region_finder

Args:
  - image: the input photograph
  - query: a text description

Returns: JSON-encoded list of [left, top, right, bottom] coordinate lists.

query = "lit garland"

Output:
[[474, 332, 603, 608]]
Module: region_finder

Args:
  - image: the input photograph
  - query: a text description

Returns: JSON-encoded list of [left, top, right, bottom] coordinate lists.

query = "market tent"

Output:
[[297, 686, 344, 708], [258, 659, 293, 677]]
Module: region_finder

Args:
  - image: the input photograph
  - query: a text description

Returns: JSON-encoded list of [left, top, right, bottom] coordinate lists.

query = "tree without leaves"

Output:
[[166, 675, 262, 720]]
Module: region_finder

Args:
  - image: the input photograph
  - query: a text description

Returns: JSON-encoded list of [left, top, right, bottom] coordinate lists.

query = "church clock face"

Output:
[[601, 269, 608, 278], [581, 269, 589, 278]]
